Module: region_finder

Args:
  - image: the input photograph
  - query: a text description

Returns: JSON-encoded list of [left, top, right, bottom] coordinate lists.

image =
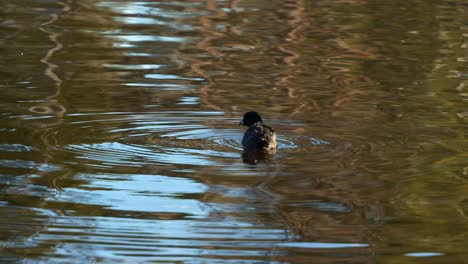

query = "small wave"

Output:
[[0, 144, 32, 152], [0, 159, 61, 172], [47, 112, 330, 168], [65, 142, 221, 167]]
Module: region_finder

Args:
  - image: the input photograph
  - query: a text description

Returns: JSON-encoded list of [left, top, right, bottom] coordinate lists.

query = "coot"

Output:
[[238, 111, 277, 151]]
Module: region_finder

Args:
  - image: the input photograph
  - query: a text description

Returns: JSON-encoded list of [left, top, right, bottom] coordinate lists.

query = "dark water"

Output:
[[0, 0, 467, 262]]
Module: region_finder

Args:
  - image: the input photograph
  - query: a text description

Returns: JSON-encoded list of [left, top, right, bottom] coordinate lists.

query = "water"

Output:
[[0, 0, 467, 262]]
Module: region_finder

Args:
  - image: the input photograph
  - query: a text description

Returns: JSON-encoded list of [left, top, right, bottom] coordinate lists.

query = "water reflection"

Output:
[[241, 150, 273, 165], [0, 0, 467, 262], [103, 64, 164, 70]]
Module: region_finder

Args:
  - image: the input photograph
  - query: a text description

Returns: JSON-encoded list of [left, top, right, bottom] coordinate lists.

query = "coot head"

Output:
[[238, 111, 263, 127]]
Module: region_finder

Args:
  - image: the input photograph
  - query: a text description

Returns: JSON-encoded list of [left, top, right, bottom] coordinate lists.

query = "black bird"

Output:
[[238, 111, 277, 151]]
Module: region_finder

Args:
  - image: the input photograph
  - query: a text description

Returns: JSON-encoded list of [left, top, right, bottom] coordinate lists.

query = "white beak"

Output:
[[238, 120, 244, 126]]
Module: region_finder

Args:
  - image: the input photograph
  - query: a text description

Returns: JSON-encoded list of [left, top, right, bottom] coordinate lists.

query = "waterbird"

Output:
[[238, 111, 277, 152]]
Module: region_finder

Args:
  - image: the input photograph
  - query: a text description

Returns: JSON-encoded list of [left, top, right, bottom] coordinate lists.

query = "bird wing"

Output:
[[242, 123, 276, 150]]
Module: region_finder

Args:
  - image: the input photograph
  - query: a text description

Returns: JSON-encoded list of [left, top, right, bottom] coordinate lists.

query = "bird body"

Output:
[[239, 112, 277, 152]]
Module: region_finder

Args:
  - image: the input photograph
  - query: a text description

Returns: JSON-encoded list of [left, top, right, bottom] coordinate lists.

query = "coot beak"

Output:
[[238, 120, 244, 126]]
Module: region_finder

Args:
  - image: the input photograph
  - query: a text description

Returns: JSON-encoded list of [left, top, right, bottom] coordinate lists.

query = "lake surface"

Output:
[[0, 0, 467, 263]]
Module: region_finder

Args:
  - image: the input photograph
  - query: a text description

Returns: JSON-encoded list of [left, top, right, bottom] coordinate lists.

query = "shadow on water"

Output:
[[0, 0, 467, 263]]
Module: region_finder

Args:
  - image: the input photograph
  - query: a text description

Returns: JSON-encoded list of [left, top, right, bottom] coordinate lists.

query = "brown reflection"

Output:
[[190, 0, 232, 112], [2, 0, 468, 262], [275, 0, 305, 102], [29, 1, 70, 117], [179, 0, 390, 243], [241, 149, 275, 165]]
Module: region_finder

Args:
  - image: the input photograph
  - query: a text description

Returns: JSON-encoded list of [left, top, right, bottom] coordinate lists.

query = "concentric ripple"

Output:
[[0, 0, 435, 261], [54, 112, 328, 170]]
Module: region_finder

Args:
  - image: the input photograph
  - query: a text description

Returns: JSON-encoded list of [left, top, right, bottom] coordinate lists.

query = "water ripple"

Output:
[[0, 0, 396, 261], [110, 34, 193, 43], [0, 144, 32, 152], [54, 112, 327, 170], [97, 1, 206, 19], [66, 142, 219, 167]]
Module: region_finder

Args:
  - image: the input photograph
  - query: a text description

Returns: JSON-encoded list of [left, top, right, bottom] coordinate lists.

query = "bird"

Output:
[[238, 111, 277, 152]]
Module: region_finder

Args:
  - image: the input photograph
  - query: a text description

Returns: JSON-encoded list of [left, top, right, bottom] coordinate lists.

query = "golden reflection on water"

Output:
[[0, 0, 467, 262]]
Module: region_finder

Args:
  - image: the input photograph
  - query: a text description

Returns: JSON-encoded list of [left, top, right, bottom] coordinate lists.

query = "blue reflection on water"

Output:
[[0, 144, 32, 152], [67, 142, 218, 167], [404, 252, 444, 257], [278, 242, 368, 249], [103, 64, 164, 70], [112, 34, 192, 43], [114, 16, 193, 31], [97, 1, 205, 18], [55, 174, 207, 215], [125, 83, 192, 90], [145, 74, 204, 81], [177, 96, 199, 105], [0, 159, 60, 172]]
